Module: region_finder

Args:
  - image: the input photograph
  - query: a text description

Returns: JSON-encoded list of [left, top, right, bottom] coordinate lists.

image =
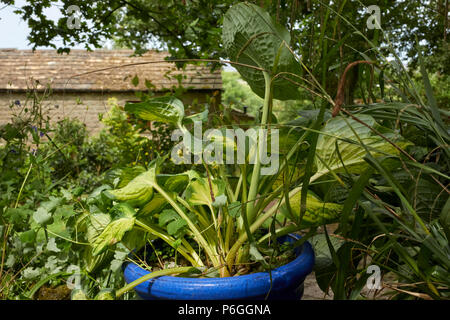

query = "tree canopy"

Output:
[[2, 0, 448, 100]]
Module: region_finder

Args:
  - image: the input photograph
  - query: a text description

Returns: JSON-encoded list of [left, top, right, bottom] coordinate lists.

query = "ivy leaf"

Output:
[[40, 196, 63, 212], [249, 243, 269, 268], [61, 188, 73, 201], [4, 207, 33, 226], [159, 209, 179, 227], [44, 256, 63, 274], [23, 267, 40, 280], [5, 255, 16, 268], [159, 209, 191, 236], [110, 245, 129, 272]]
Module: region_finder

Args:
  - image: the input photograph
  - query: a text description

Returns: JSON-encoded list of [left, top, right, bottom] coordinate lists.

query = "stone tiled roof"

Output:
[[0, 49, 222, 92]]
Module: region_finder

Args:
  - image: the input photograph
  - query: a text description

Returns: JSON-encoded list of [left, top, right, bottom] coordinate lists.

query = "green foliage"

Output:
[[125, 96, 185, 125], [313, 115, 411, 179], [105, 170, 155, 208], [0, 91, 178, 299], [283, 192, 343, 228], [221, 71, 263, 116], [221, 70, 313, 122], [222, 2, 302, 100], [185, 177, 226, 208], [92, 217, 136, 256], [1, 1, 448, 301]]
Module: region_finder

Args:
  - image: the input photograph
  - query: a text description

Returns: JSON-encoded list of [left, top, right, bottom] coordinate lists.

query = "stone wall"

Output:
[[0, 90, 219, 136]]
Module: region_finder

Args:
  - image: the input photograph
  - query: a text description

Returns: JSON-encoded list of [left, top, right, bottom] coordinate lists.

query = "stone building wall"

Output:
[[0, 90, 219, 135]]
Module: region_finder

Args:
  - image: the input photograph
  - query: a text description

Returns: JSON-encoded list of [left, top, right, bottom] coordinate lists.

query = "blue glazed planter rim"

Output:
[[123, 234, 315, 300]]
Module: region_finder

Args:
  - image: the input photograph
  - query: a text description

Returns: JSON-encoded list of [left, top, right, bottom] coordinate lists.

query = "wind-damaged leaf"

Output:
[[105, 166, 147, 189], [104, 169, 156, 207], [92, 217, 135, 256], [185, 176, 226, 208], [125, 96, 184, 125], [314, 115, 411, 179], [223, 2, 302, 100]]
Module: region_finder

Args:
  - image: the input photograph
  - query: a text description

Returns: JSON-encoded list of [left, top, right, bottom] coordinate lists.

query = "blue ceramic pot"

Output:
[[123, 234, 314, 300]]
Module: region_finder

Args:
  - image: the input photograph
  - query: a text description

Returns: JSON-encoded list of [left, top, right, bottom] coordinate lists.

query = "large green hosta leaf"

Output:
[[125, 96, 184, 125], [104, 169, 156, 207], [84, 213, 114, 273], [92, 217, 135, 256], [286, 192, 343, 227], [222, 2, 302, 100], [185, 176, 226, 208], [105, 166, 146, 189], [314, 115, 411, 179]]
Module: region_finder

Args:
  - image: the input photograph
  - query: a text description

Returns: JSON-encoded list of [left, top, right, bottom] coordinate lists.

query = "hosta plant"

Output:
[[80, 3, 409, 298]]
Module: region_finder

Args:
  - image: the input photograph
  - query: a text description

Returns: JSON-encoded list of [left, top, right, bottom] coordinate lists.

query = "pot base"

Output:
[[123, 234, 314, 300]]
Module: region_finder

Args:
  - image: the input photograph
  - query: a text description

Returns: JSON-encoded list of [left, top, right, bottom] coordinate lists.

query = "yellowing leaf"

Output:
[[105, 169, 155, 207], [92, 217, 135, 256], [185, 177, 226, 207]]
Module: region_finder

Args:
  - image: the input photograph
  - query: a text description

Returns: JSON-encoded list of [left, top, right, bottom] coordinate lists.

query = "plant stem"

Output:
[[226, 186, 302, 267], [153, 184, 221, 267], [246, 71, 272, 225], [15, 163, 33, 208], [134, 220, 202, 267]]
